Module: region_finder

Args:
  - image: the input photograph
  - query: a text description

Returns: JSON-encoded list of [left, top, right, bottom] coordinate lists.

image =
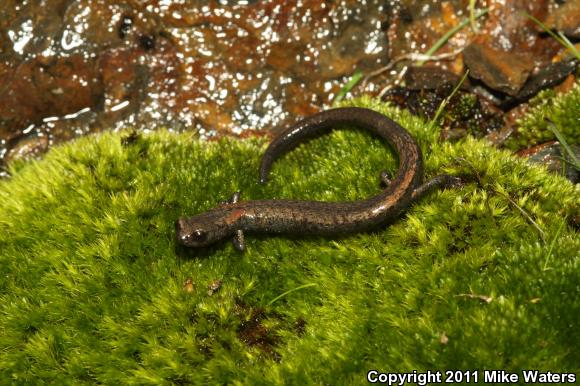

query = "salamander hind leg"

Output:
[[229, 191, 241, 204], [379, 170, 392, 187], [232, 229, 245, 251], [221, 191, 242, 206], [412, 174, 464, 201]]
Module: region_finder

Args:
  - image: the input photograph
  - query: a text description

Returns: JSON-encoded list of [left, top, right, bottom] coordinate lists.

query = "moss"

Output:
[[0, 97, 578, 384], [504, 82, 580, 150]]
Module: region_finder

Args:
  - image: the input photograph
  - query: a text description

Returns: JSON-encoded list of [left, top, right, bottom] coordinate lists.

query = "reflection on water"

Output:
[[2, 0, 568, 173], [0, 0, 399, 170]]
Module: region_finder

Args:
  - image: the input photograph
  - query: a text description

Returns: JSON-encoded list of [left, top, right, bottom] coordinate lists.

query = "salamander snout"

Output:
[[175, 217, 210, 247], [175, 210, 239, 248]]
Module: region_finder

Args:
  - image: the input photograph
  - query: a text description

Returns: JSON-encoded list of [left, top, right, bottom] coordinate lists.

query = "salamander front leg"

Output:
[[232, 229, 245, 251]]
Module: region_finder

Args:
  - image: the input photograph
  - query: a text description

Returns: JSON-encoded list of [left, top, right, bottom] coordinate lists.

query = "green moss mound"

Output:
[[1, 98, 578, 384], [505, 82, 580, 150]]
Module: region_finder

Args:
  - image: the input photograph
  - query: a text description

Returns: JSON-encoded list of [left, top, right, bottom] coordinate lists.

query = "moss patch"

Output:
[[0, 97, 578, 384], [504, 82, 580, 150]]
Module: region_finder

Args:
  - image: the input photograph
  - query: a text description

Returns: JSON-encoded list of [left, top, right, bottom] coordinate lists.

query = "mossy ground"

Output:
[[504, 81, 580, 150], [0, 97, 578, 384]]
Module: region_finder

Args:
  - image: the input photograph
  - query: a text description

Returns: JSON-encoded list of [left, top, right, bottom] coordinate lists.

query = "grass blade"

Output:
[[418, 8, 489, 66], [429, 70, 470, 129], [524, 12, 580, 60], [268, 283, 317, 306], [333, 69, 364, 105], [545, 118, 580, 170]]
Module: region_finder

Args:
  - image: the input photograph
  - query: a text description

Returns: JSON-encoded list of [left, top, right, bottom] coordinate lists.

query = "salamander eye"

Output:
[[191, 229, 208, 242]]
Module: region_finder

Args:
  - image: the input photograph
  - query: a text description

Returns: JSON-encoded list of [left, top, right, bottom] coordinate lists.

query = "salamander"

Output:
[[176, 107, 460, 251]]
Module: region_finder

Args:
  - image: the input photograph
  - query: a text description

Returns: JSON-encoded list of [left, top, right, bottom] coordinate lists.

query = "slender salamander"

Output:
[[176, 107, 460, 251]]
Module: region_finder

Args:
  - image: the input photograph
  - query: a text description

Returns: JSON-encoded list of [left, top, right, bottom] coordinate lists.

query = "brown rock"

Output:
[[463, 41, 535, 95], [0, 55, 102, 128], [404, 66, 471, 90], [544, 1, 580, 39], [4, 131, 49, 164]]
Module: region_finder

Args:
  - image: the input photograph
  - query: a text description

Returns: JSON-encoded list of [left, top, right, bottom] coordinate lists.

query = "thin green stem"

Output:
[[429, 70, 470, 130], [545, 118, 580, 170], [469, 0, 479, 33], [524, 12, 580, 60], [267, 283, 317, 306], [333, 70, 364, 105], [543, 220, 566, 271]]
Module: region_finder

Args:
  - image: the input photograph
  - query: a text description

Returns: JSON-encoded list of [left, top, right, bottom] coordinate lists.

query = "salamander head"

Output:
[[175, 209, 240, 248]]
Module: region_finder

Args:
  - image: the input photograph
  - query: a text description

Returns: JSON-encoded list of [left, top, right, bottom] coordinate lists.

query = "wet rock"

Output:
[[517, 141, 580, 183], [118, 15, 134, 39], [3, 130, 49, 164], [0, 0, 393, 152], [0, 0, 576, 163], [386, 1, 471, 66], [266, 41, 305, 72], [317, 22, 382, 79], [482, 0, 550, 51], [502, 58, 579, 107], [383, 84, 504, 138], [0, 55, 102, 128], [544, 1, 580, 39], [404, 66, 471, 90], [462, 0, 568, 97], [463, 40, 535, 96], [99, 47, 144, 120]]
